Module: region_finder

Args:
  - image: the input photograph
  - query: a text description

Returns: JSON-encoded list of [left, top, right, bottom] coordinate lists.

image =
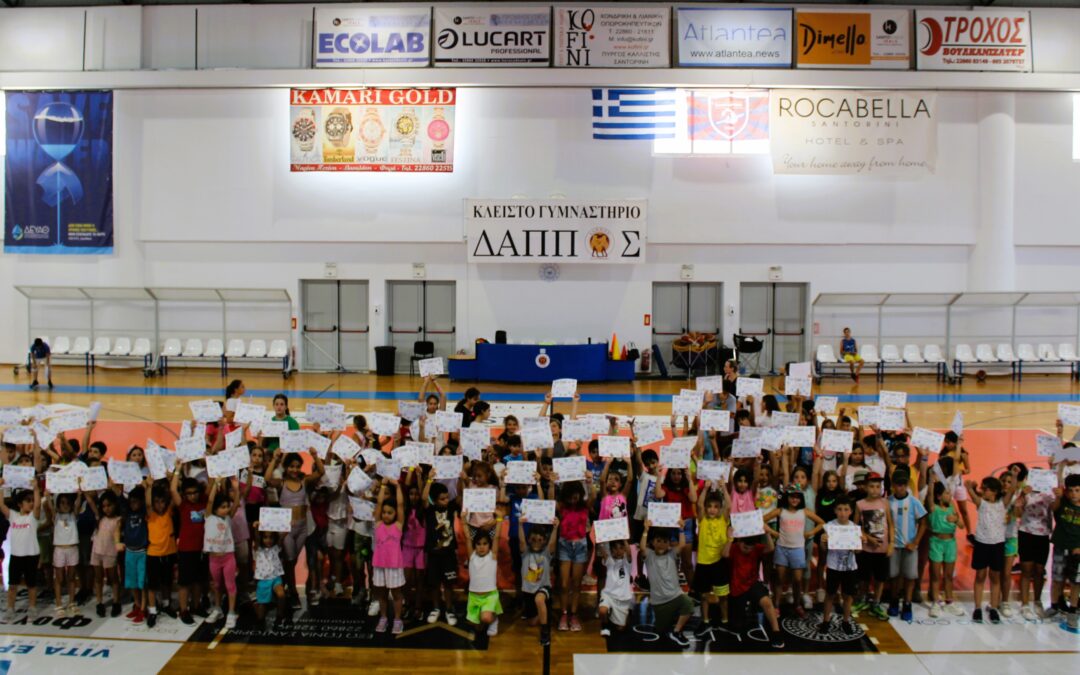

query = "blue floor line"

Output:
[[2, 383, 1080, 405]]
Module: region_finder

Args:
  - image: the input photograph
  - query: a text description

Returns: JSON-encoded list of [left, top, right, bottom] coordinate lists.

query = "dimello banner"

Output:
[[769, 90, 936, 176]]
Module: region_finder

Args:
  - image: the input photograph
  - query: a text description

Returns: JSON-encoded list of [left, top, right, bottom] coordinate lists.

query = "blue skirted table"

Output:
[[449, 343, 635, 383]]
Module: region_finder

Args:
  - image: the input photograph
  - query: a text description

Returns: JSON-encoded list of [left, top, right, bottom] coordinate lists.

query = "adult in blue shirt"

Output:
[[29, 337, 53, 390]]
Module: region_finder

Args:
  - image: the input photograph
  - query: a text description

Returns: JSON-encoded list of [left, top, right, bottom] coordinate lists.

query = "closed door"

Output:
[[300, 280, 369, 371], [387, 281, 456, 373], [651, 282, 723, 372], [739, 282, 808, 373]]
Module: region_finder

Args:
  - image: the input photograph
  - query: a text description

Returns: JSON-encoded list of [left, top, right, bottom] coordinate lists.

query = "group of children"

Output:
[[1, 371, 1079, 650]]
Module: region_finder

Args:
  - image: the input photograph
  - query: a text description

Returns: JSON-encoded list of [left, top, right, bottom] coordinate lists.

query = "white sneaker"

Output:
[[600, 627, 611, 637], [999, 603, 1014, 618], [802, 593, 814, 610], [206, 608, 224, 624], [783, 590, 794, 605], [487, 618, 499, 637], [225, 612, 237, 629], [427, 609, 441, 624], [333, 583, 344, 597], [945, 602, 965, 617], [929, 602, 941, 618], [367, 600, 380, 617], [446, 611, 458, 627], [816, 589, 826, 603], [1021, 604, 1037, 621]]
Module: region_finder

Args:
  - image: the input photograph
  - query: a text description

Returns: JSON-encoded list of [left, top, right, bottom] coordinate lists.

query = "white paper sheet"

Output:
[[360, 449, 383, 468], [332, 435, 362, 462], [460, 426, 491, 459], [259, 507, 292, 532], [553, 456, 587, 483], [463, 487, 497, 513], [376, 457, 402, 480], [696, 460, 731, 483], [911, 427, 945, 452], [561, 419, 593, 443], [647, 502, 680, 528], [523, 426, 555, 452], [950, 411, 964, 436], [730, 509, 765, 538], [770, 412, 800, 427], [551, 378, 577, 399], [146, 445, 169, 480], [731, 438, 761, 458], [2, 465, 35, 490], [235, 402, 267, 425], [261, 420, 288, 438], [1058, 404, 1080, 426], [1035, 434, 1062, 458], [398, 401, 426, 422], [50, 410, 89, 434], [877, 408, 906, 432], [88, 401, 102, 421], [432, 454, 463, 480], [175, 436, 206, 463], [435, 410, 464, 433], [4, 426, 33, 445], [879, 390, 908, 409], [736, 377, 764, 398], [349, 497, 375, 521], [1054, 444, 1080, 463], [784, 377, 812, 397], [521, 499, 556, 525], [857, 406, 881, 427], [789, 361, 812, 379], [815, 396, 838, 414], [660, 446, 691, 469], [347, 468, 374, 495], [699, 409, 731, 433], [672, 394, 702, 417], [584, 414, 612, 435], [406, 441, 436, 465], [46, 471, 80, 494], [695, 376, 723, 393], [505, 460, 537, 485], [206, 451, 237, 479], [760, 427, 786, 452], [1027, 468, 1059, 493], [306, 430, 332, 459], [392, 447, 418, 469], [0, 407, 23, 425], [784, 425, 817, 448], [598, 435, 631, 459], [79, 465, 109, 492], [593, 516, 630, 543], [825, 522, 862, 550], [108, 459, 143, 485], [279, 430, 309, 454], [33, 422, 56, 450], [320, 463, 343, 489], [189, 400, 223, 423], [820, 429, 855, 454], [418, 357, 444, 378], [633, 419, 664, 447], [369, 413, 402, 437]]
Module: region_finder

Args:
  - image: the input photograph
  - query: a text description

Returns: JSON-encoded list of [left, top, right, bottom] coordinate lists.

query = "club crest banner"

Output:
[[769, 90, 936, 176], [4, 91, 113, 254], [290, 88, 455, 173]]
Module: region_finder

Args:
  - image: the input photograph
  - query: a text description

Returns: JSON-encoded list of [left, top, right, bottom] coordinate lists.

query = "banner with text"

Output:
[[555, 6, 671, 67], [314, 7, 431, 67], [915, 10, 1031, 72], [5, 91, 113, 254], [676, 7, 792, 67], [466, 199, 647, 263], [769, 90, 936, 176], [290, 88, 455, 172], [434, 6, 551, 66], [795, 9, 911, 69]]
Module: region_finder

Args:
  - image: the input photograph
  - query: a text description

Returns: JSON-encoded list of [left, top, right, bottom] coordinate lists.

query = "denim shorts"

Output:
[[557, 537, 589, 563], [773, 544, 807, 570]]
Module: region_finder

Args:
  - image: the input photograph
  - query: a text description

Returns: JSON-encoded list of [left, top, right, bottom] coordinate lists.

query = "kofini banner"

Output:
[[5, 91, 113, 254], [466, 199, 647, 263], [769, 90, 936, 176], [290, 88, 455, 173]]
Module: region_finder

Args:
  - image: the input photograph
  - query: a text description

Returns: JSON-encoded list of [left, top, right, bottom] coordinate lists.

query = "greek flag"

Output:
[[591, 88, 677, 140]]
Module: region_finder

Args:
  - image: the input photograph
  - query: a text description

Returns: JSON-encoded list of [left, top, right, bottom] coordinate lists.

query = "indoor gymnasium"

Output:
[[1, 3, 1079, 675]]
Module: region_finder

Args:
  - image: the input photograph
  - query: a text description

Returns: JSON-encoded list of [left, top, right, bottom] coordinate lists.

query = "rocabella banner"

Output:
[[4, 91, 113, 254], [465, 199, 647, 264], [314, 7, 431, 67], [769, 90, 936, 176], [434, 6, 551, 66]]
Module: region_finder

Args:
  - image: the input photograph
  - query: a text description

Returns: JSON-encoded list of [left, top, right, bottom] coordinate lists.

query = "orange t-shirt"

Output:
[[147, 506, 178, 557]]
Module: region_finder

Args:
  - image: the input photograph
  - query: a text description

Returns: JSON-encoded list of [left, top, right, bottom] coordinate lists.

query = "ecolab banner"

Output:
[[676, 7, 792, 68], [554, 6, 671, 68], [769, 90, 937, 176], [434, 6, 551, 66], [314, 7, 431, 67], [465, 199, 647, 264], [915, 10, 1031, 72], [795, 9, 911, 69]]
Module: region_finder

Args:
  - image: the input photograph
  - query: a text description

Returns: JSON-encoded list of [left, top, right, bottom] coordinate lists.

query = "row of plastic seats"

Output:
[[816, 343, 946, 364], [160, 338, 289, 360], [953, 343, 1079, 363], [43, 336, 152, 358]]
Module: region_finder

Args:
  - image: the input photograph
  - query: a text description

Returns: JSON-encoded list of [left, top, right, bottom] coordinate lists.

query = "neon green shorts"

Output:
[[929, 536, 957, 564], [466, 590, 502, 624]]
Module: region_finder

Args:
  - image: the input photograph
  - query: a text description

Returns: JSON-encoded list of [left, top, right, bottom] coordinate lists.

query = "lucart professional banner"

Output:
[[434, 6, 550, 66], [314, 7, 431, 67], [915, 10, 1030, 72], [555, 6, 670, 67], [290, 89, 454, 172], [796, 9, 911, 69], [4, 91, 113, 254], [466, 199, 646, 263], [676, 7, 791, 67], [769, 90, 936, 176]]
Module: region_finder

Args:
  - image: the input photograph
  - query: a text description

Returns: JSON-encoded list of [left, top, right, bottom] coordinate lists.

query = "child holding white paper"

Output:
[[44, 490, 82, 617], [465, 519, 502, 640], [144, 481, 176, 627], [203, 478, 241, 628], [0, 481, 42, 620], [654, 466, 698, 585], [85, 490, 123, 618], [251, 530, 287, 629], [556, 477, 594, 632], [819, 497, 863, 635], [518, 513, 559, 645], [401, 472, 429, 620], [640, 519, 693, 646], [597, 538, 634, 638], [265, 448, 325, 609], [723, 532, 784, 649], [763, 488, 825, 617], [966, 476, 1007, 624], [373, 477, 407, 634], [422, 480, 460, 626], [925, 481, 964, 617], [418, 375, 447, 412], [265, 394, 300, 454], [1012, 466, 1055, 620], [694, 484, 731, 626]]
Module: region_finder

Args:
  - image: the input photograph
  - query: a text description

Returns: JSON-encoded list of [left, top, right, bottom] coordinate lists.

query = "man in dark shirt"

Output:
[[29, 338, 53, 390]]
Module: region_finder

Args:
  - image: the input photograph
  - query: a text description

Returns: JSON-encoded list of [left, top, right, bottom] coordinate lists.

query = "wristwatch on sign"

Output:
[[359, 107, 386, 155], [427, 107, 450, 150], [291, 108, 317, 153], [324, 108, 353, 148], [394, 107, 418, 159]]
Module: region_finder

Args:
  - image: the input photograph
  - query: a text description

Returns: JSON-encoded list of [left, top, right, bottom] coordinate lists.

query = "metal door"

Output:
[[652, 283, 688, 370], [739, 282, 808, 373], [688, 284, 722, 335], [424, 281, 456, 366], [388, 281, 424, 372], [339, 281, 370, 371], [301, 280, 339, 371]]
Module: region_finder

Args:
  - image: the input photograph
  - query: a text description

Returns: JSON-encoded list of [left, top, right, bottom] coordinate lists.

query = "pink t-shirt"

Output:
[[403, 510, 426, 549], [373, 522, 404, 569], [731, 488, 756, 514], [559, 506, 589, 541], [600, 493, 628, 521]]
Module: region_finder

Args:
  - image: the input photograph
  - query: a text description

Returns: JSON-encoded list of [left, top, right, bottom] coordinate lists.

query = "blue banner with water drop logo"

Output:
[[4, 91, 113, 254]]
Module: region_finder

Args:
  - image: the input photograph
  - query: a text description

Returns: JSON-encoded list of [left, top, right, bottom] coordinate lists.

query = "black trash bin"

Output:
[[374, 346, 397, 376]]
